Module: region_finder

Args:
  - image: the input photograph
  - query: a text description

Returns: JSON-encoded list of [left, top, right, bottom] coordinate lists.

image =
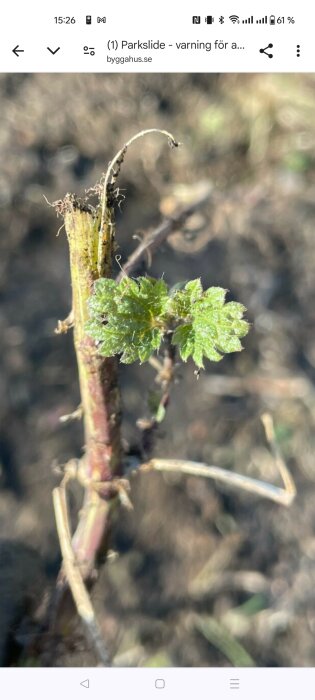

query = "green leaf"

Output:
[[184, 278, 203, 299], [172, 284, 249, 368], [172, 324, 195, 362], [87, 276, 169, 364], [156, 403, 166, 423], [147, 391, 166, 424], [204, 286, 227, 306], [89, 278, 117, 316], [87, 275, 249, 369], [167, 278, 203, 318]]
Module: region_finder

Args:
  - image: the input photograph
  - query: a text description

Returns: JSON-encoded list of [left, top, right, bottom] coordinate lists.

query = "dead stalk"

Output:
[[140, 414, 296, 507], [53, 485, 110, 666]]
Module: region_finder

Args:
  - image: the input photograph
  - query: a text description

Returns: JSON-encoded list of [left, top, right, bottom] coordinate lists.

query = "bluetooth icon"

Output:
[[219, 16, 225, 23]]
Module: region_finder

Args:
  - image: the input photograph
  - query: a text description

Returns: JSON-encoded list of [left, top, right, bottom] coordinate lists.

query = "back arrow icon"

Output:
[[47, 46, 60, 55], [80, 679, 90, 688], [12, 45, 24, 57]]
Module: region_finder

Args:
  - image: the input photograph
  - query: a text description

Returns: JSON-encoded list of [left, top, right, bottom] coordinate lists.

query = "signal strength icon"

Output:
[[242, 15, 253, 24], [229, 15, 239, 23], [256, 15, 268, 24]]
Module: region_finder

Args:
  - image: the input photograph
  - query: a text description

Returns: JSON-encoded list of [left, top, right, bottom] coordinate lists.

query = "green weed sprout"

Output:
[[87, 276, 249, 369]]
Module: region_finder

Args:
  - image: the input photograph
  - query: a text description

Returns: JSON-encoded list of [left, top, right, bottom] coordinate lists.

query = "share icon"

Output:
[[259, 43, 273, 58]]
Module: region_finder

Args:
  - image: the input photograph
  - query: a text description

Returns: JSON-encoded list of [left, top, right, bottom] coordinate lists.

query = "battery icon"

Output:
[[86, 15, 92, 24], [205, 15, 214, 23], [269, 15, 276, 24]]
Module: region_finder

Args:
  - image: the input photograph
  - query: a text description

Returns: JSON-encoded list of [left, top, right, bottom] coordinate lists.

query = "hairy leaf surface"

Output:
[[87, 276, 249, 368]]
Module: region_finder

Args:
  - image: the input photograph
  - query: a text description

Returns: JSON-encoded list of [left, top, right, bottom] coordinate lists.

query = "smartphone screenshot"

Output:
[[0, 1, 314, 697]]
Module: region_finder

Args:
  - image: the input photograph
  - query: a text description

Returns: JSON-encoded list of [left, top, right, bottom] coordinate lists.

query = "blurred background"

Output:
[[0, 73, 315, 667]]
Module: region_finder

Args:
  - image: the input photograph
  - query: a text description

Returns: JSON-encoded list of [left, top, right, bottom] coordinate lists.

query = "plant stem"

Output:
[[56, 129, 178, 581], [63, 196, 122, 577]]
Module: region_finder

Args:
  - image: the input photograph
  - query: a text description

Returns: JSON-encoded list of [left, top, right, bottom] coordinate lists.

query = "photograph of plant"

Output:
[[0, 74, 314, 667]]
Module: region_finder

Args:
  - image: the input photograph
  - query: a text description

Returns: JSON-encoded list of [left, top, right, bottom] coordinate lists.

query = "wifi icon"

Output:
[[229, 15, 240, 23]]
